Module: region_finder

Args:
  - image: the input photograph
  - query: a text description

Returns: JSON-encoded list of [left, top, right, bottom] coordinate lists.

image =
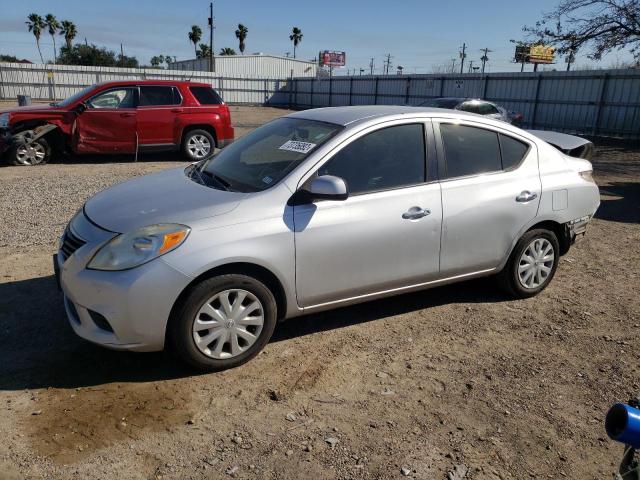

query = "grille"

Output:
[[60, 228, 86, 262]]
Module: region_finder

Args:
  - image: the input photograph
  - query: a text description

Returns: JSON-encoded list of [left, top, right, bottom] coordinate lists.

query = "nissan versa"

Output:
[[55, 106, 600, 371]]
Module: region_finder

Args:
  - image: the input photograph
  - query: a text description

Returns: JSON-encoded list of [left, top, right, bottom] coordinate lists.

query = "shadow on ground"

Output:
[[0, 273, 509, 392], [595, 181, 640, 224]]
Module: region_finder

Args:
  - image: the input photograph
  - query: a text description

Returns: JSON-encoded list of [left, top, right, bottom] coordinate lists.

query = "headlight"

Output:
[[0, 113, 9, 128], [88, 224, 190, 271]]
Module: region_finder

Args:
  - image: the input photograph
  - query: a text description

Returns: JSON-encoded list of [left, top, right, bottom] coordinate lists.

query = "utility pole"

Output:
[[208, 2, 215, 72], [120, 43, 124, 67], [566, 47, 576, 71], [369, 57, 374, 75], [459, 43, 466, 74], [480, 47, 492, 73], [467, 60, 474, 73], [383, 53, 392, 75], [450, 58, 456, 73]]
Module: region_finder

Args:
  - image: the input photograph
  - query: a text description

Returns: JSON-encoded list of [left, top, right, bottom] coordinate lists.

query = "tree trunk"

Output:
[[36, 39, 44, 63], [293, 44, 297, 59], [66, 38, 72, 50], [52, 36, 57, 63]]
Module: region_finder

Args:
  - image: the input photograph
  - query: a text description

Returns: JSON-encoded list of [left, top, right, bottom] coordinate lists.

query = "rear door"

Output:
[[74, 86, 138, 154], [136, 85, 183, 146], [434, 120, 540, 277]]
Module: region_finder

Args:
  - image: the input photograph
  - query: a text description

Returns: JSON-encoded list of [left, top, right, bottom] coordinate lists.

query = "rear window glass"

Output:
[[499, 134, 529, 169], [139, 86, 181, 106], [440, 124, 502, 178], [190, 86, 223, 105]]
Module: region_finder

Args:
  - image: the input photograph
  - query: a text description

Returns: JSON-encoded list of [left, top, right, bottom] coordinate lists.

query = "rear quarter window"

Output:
[[499, 134, 529, 169], [189, 86, 223, 105]]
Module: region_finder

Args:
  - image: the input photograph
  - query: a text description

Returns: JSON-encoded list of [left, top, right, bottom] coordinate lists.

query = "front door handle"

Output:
[[402, 206, 431, 220], [516, 191, 538, 203], [120, 112, 134, 118]]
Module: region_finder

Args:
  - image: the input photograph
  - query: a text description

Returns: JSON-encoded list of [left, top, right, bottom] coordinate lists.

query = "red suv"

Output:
[[0, 80, 234, 166]]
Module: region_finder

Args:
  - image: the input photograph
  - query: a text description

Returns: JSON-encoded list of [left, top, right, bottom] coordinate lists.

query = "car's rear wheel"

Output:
[[499, 229, 559, 298], [8, 131, 51, 166], [182, 129, 215, 161], [170, 274, 277, 371]]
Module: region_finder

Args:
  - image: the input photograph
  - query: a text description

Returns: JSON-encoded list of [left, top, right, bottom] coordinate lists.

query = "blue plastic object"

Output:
[[606, 403, 640, 449]]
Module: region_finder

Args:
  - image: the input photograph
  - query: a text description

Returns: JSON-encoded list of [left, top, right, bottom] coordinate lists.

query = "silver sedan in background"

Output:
[[419, 97, 523, 125], [56, 106, 600, 371]]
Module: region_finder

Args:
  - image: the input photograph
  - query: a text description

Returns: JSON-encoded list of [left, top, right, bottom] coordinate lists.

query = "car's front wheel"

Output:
[[170, 274, 278, 371], [500, 229, 559, 298], [8, 131, 51, 166], [182, 129, 215, 162]]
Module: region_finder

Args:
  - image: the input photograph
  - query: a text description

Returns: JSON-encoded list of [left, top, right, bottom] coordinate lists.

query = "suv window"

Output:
[[139, 86, 181, 106], [318, 124, 426, 195], [440, 124, 501, 178], [189, 86, 223, 105], [499, 133, 529, 169], [87, 88, 136, 109]]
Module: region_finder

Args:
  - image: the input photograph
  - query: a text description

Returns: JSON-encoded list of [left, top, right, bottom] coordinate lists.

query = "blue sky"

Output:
[[0, 0, 634, 73]]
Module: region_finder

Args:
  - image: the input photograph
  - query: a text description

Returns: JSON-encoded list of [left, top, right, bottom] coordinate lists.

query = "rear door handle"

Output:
[[171, 108, 183, 113], [516, 191, 538, 202], [120, 112, 134, 117], [402, 206, 431, 220]]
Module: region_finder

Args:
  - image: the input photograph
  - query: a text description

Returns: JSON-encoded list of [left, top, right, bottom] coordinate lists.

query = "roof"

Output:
[[95, 80, 210, 87], [286, 105, 474, 126]]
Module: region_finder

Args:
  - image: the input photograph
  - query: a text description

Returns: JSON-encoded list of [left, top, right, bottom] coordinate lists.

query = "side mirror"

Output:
[[306, 175, 348, 201], [74, 102, 87, 114]]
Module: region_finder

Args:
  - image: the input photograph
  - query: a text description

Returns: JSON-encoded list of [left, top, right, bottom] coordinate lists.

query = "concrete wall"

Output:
[[169, 55, 317, 78]]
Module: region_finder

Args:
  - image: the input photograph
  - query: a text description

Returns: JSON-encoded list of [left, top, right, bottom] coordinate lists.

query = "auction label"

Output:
[[278, 140, 316, 154]]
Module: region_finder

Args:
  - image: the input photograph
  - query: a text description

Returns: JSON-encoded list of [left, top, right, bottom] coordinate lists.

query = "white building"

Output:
[[169, 54, 318, 79]]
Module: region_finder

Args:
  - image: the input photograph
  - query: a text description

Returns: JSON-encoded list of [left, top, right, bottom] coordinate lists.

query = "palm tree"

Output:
[[235, 24, 248, 54], [45, 14, 60, 62], [198, 43, 211, 59], [164, 55, 174, 68], [26, 13, 45, 63], [188, 25, 202, 58], [289, 27, 303, 59], [59, 20, 77, 50], [219, 47, 236, 56], [150, 55, 163, 67]]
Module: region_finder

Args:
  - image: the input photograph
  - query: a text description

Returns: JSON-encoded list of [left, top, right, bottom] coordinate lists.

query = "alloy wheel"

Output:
[[15, 138, 46, 165], [192, 289, 264, 359], [187, 134, 212, 159], [518, 238, 555, 289]]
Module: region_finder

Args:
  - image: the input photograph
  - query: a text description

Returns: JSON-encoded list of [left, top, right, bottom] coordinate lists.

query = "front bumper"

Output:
[[56, 213, 193, 352], [0, 127, 13, 154]]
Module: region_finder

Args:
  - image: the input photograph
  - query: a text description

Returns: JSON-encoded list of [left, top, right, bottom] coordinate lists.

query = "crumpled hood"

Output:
[[84, 167, 245, 233], [0, 104, 61, 115]]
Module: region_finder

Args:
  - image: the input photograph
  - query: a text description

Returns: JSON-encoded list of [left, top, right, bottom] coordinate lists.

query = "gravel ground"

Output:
[[0, 108, 638, 479]]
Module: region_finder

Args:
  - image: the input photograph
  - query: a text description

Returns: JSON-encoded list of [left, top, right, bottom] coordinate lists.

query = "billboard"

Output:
[[319, 51, 346, 67], [514, 44, 555, 64]]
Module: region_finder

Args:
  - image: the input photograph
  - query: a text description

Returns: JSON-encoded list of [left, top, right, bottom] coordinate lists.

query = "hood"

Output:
[[84, 167, 246, 233], [0, 104, 62, 115]]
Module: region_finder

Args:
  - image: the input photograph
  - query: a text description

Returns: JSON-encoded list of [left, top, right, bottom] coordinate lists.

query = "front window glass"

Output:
[[318, 124, 426, 195], [87, 88, 136, 109], [200, 118, 342, 192], [56, 85, 96, 107]]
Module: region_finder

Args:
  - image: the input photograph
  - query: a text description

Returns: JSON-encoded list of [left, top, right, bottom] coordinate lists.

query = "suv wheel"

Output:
[[182, 129, 215, 161], [499, 229, 560, 298], [8, 131, 51, 166], [170, 274, 277, 371]]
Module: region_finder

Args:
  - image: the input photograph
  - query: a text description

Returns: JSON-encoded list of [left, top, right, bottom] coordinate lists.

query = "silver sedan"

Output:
[[56, 106, 600, 371]]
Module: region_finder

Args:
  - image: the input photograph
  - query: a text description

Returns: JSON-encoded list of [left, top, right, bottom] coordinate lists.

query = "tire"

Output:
[[499, 229, 560, 299], [8, 131, 51, 166], [169, 274, 277, 371], [182, 129, 216, 162]]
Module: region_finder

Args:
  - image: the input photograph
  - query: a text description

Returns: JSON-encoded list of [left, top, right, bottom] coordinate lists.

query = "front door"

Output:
[[74, 86, 138, 154], [136, 85, 182, 146], [434, 120, 541, 277], [294, 122, 442, 308]]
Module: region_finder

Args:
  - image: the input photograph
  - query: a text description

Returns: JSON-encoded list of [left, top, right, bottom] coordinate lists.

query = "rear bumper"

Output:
[[568, 215, 592, 244]]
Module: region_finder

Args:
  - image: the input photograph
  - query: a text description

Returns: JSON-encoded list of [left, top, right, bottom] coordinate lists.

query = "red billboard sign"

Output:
[[319, 51, 346, 67]]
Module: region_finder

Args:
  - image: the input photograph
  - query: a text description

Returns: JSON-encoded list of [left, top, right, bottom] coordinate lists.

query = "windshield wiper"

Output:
[[201, 170, 232, 191]]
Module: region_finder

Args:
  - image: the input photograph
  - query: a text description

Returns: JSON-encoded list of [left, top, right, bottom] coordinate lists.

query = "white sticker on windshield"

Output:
[[262, 176, 273, 184], [278, 140, 316, 154]]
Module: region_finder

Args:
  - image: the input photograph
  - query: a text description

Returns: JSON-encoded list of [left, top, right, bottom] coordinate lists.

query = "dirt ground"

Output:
[[0, 106, 638, 479]]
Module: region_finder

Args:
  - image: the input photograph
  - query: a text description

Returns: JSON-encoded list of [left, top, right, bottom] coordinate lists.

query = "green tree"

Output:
[[150, 55, 164, 67], [235, 24, 248, 54], [524, 0, 640, 60], [219, 47, 236, 55], [164, 55, 175, 68], [45, 14, 60, 62], [0, 54, 21, 62], [58, 44, 138, 67], [289, 27, 303, 58], [59, 20, 77, 50], [197, 43, 211, 59], [188, 25, 202, 58], [26, 13, 45, 63]]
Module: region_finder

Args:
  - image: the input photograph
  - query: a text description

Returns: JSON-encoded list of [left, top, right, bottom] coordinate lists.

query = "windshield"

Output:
[[55, 85, 97, 107], [420, 98, 462, 109], [200, 117, 342, 192]]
